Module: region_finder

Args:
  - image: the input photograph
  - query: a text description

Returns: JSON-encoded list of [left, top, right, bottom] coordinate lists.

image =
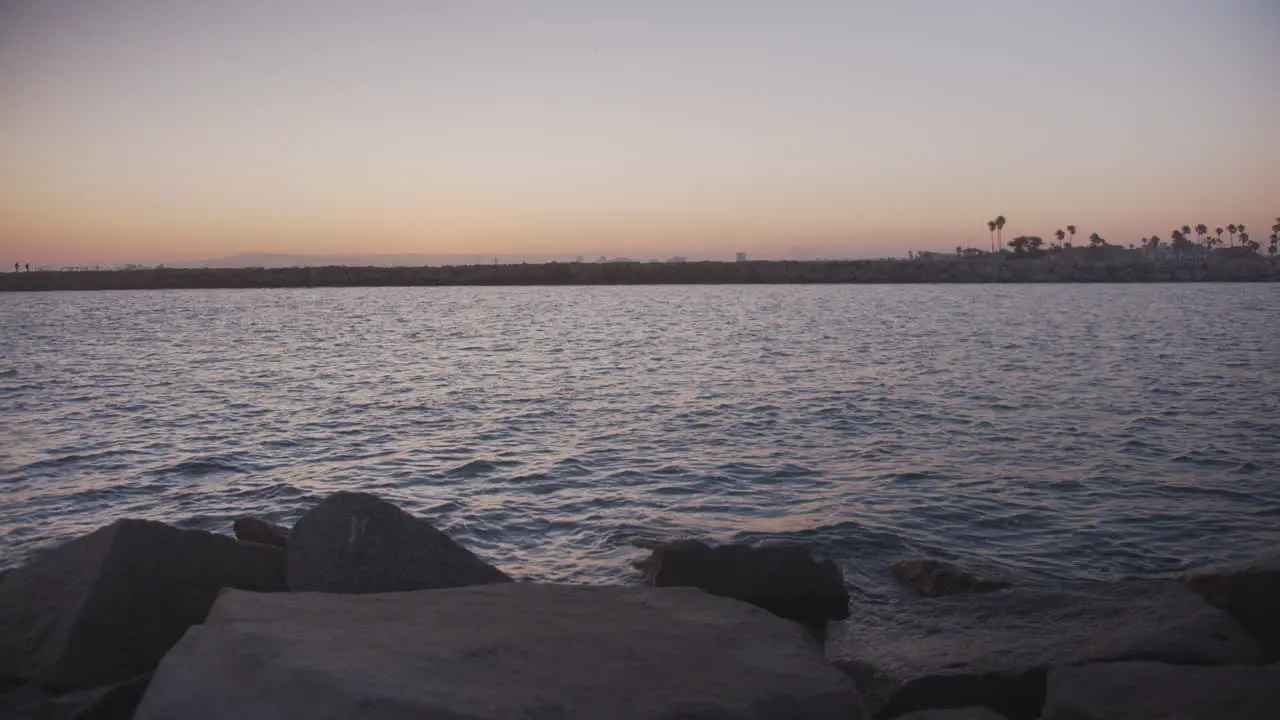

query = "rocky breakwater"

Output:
[[0, 490, 1276, 719]]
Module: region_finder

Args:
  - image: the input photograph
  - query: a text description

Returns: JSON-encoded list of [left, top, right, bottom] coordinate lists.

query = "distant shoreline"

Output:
[[2, 254, 1277, 291]]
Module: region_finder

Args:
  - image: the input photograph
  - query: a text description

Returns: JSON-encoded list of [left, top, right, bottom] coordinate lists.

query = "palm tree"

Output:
[[1149, 234, 1161, 255], [1180, 225, 1192, 243], [1239, 231, 1252, 251], [1228, 224, 1237, 247], [987, 220, 996, 253], [1170, 230, 1185, 258], [1215, 226, 1224, 248], [1269, 233, 1278, 257], [1066, 224, 1076, 248], [1054, 228, 1065, 248], [1088, 232, 1104, 248], [994, 216, 1007, 253], [1194, 224, 1207, 248]]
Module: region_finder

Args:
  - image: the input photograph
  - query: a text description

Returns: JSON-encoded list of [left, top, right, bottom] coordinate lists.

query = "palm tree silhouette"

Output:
[[1215, 226, 1224, 249], [1194, 224, 1207, 249], [1054, 229, 1065, 248], [1228, 224, 1237, 247], [1240, 231, 1252, 251], [1088, 232, 1104, 248], [1066, 225, 1076, 248], [995, 216, 1007, 253], [987, 220, 996, 253]]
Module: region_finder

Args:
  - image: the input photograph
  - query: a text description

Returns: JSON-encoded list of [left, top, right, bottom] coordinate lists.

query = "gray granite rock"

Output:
[[1185, 551, 1280, 659], [231, 517, 289, 549], [0, 520, 284, 688], [1043, 662, 1280, 719], [891, 559, 1009, 598], [287, 491, 511, 592], [135, 583, 866, 720], [828, 582, 1262, 719]]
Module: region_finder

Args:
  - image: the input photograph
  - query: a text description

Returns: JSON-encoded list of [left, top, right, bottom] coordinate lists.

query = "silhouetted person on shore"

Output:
[[12, 263, 17, 272], [24, 263, 30, 272]]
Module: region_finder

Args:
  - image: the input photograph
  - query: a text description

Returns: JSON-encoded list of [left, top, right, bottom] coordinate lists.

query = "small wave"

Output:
[[153, 458, 245, 477], [445, 458, 519, 477]]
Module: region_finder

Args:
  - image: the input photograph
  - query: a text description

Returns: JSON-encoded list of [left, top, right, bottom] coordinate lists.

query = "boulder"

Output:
[[895, 709, 1008, 720], [0, 520, 285, 688], [1185, 551, 1280, 659], [639, 539, 849, 638], [286, 491, 511, 592], [1, 674, 152, 720], [828, 582, 1262, 720], [1043, 662, 1280, 720], [231, 517, 289, 549], [891, 559, 1009, 598], [135, 583, 867, 720]]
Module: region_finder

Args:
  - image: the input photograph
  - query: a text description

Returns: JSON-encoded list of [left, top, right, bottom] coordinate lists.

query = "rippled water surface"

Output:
[[2, 285, 1277, 599]]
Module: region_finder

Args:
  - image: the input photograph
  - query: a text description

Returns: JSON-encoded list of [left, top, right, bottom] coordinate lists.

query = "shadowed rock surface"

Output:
[[1185, 551, 1280, 659], [231, 517, 289, 549], [1042, 662, 1280, 720], [895, 708, 1008, 720], [1, 674, 152, 720], [287, 491, 511, 592], [0, 520, 284, 688], [640, 539, 849, 639], [891, 559, 1010, 598], [135, 584, 866, 720], [828, 582, 1262, 719]]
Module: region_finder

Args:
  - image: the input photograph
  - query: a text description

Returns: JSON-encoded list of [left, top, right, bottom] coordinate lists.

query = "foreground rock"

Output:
[[891, 559, 1009, 598], [640, 539, 849, 639], [231, 516, 289, 548], [896, 709, 1008, 720], [1185, 551, 1280, 659], [828, 582, 1262, 719], [1043, 662, 1280, 719], [135, 583, 866, 719], [1, 674, 151, 720], [287, 491, 511, 592], [0, 520, 285, 688]]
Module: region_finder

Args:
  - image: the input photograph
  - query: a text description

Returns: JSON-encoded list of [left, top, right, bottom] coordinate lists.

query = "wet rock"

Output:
[[895, 708, 1009, 720], [828, 582, 1261, 719], [231, 517, 289, 549], [135, 583, 866, 720], [1043, 662, 1280, 720], [1185, 551, 1280, 659], [891, 559, 1009, 598], [0, 520, 285, 688], [640, 539, 849, 640], [287, 491, 511, 593]]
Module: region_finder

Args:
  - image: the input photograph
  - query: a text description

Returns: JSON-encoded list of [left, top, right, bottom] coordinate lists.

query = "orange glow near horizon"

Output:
[[2, 2, 1278, 265]]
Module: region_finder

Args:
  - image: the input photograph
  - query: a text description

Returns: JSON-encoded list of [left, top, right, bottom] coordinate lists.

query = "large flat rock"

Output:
[[1185, 550, 1280, 659], [1043, 662, 1280, 719], [0, 520, 285, 688], [287, 491, 511, 592], [828, 582, 1262, 719], [135, 583, 866, 720]]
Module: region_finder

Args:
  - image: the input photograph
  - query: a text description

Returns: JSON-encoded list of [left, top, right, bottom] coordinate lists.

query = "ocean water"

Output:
[[1, 284, 1277, 600]]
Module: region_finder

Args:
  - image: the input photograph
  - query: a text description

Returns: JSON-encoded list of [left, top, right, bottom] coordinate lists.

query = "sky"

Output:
[[1, 0, 1278, 266]]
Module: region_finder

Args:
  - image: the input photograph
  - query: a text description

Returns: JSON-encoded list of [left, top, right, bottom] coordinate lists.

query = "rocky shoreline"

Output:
[[2, 252, 1279, 292], [0, 491, 1276, 719]]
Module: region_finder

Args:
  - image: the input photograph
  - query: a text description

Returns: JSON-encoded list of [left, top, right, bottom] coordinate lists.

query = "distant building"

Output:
[[735, 252, 747, 262]]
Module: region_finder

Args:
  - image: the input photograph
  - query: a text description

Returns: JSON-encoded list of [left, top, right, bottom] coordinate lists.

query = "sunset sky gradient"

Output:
[[2, 0, 1278, 265]]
